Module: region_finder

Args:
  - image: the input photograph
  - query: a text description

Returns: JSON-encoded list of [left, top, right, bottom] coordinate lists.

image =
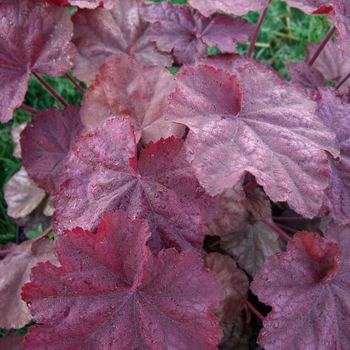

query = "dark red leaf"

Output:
[[282, 0, 332, 14], [54, 117, 216, 252], [251, 230, 350, 350], [71, 0, 172, 84], [187, 0, 269, 16], [21, 106, 83, 195], [0, 0, 76, 122], [80, 53, 185, 142], [22, 211, 223, 350], [0, 237, 57, 329], [166, 55, 338, 217], [144, 2, 254, 65]]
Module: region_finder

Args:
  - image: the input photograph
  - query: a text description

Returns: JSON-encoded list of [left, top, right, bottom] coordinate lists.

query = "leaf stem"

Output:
[[32, 72, 68, 107], [261, 218, 292, 242], [65, 72, 85, 94], [308, 26, 337, 66], [272, 216, 305, 221], [246, 300, 265, 321], [247, 0, 272, 58], [18, 104, 38, 115], [0, 249, 12, 256], [275, 223, 297, 234], [335, 71, 350, 90]]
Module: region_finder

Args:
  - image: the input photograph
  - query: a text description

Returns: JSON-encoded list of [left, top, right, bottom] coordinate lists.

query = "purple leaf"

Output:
[[21, 106, 83, 195], [80, 53, 185, 142], [286, 61, 327, 91], [251, 230, 350, 350], [144, 2, 254, 65], [54, 117, 217, 252], [282, 0, 332, 14], [22, 211, 223, 349], [71, 0, 172, 84], [187, 0, 269, 17], [329, 0, 350, 58], [307, 40, 350, 92], [0, 0, 76, 122], [315, 88, 350, 224], [166, 55, 338, 217]]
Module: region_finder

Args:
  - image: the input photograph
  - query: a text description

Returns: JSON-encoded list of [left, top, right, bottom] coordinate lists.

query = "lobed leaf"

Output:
[[144, 2, 254, 65], [71, 0, 172, 84], [166, 55, 338, 217], [205, 252, 249, 322], [251, 230, 350, 349], [0, 0, 76, 122], [307, 40, 350, 92], [4, 167, 46, 219], [21, 106, 83, 195], [80, 53, 185, 142], [53, 117, 217, 252], [0, 237, 57, 329], [22, 211, 223, 350]]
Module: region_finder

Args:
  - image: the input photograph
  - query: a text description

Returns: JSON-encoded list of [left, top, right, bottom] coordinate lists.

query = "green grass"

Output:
[[0, 0, 332, 244], [237, 0, 331, 78]]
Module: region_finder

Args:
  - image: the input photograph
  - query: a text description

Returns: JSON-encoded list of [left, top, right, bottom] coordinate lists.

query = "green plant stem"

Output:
[[261, 218, 292, 242], [247, 0, 272, 58], [246, 300, 265, 321], [308, 25, 336, 66], [32, 72, 68, 107], [65, 72, 85, 94]]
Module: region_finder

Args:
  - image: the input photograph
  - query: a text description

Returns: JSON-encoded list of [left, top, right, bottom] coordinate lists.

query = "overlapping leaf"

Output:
[[307, 41, 350, 92], [21, 106, 83, 195], [80, 53, 185, 142], [282, 0, 332, 14], [166, 55, 338, 217], [205, 253, 249, 322], [187, 0, 269, 17], [54, 117, 216, 252], [22, 211, 223, 350], [203, 178, 246, 237], [314, 88, 350, 224], [46, 0, 114, 9], [286, 61, 326, 91], [71, 0, 172, 84], [0, 0, 76, 122], [329, 0, 350, 57], [4, 167, 46, 219], [144, 2, 254, 65], [220, 187, 281, 276], [251, 230, 350, 349], [0, 237, 57, 329]]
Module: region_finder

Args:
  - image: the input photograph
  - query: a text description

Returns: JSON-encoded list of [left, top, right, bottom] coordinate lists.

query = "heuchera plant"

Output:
[[1, 0, 350, 348]]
